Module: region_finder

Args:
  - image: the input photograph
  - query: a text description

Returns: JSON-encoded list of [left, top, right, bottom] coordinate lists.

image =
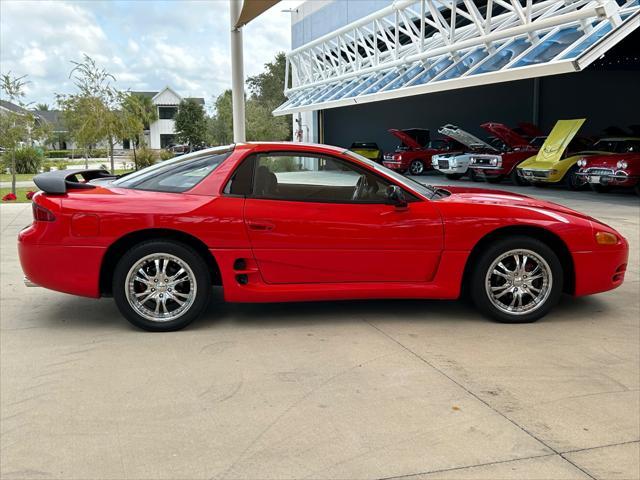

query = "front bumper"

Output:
[[572, 246, 628, 296], [382, 160, 408, 171], [518, 168, 563, 183], [575, 171, 638, 187]]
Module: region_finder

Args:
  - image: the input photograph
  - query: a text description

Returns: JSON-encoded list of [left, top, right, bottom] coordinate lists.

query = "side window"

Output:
[[251, 152, 391, 203], [224, 155, 254, 195]]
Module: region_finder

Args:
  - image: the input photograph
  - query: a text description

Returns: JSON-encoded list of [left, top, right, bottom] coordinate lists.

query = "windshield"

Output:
[[113, 145, 233, 192], [344, 150, 437, 198]]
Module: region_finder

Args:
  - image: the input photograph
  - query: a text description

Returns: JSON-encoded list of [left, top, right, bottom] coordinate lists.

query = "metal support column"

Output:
[[230, 0, 246, 142]]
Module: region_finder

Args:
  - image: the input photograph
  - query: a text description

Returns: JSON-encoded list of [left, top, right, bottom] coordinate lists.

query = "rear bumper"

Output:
[[572, 247, 629, 296], [18, 226, 104, 298]]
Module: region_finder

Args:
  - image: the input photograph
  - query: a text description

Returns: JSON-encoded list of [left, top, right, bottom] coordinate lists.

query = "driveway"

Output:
[[1, 180, 638, 480]]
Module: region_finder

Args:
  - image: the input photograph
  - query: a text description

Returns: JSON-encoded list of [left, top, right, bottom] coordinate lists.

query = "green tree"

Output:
[[57, 55, 123, 172], [0, 72, 43, 194], [119, 93, 158, 169], [36, 103, 50, 111], [175, 99, 207, 150], [208, 52, 292, 145]]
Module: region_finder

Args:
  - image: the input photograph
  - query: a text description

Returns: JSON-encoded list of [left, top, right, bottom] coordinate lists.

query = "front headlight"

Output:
[[617, 160, 628, 169], [577, 159, 587, 167], [490, 158, 498, 166]]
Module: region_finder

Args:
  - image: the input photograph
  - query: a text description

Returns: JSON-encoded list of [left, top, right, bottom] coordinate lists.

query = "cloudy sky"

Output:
[[0, 0, 301, 110]]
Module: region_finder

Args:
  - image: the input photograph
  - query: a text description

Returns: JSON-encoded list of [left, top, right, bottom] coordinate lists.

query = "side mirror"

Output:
[[386, 185, 408, 208]]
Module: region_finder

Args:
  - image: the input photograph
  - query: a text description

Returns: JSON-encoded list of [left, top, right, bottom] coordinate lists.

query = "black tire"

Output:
[[635, 183, 640, 197], [469, 236, 563, 323], [468, 169, 480, 182], [445, 173, 465, 180], [590, 183, 612, 194], [486, 175, 505, 184], [113, 240, 212, 331], [564, 165, 584, 190], [510, 168, 529, 186], [532, 182, 548, 188], [409, 160, 426, 176]]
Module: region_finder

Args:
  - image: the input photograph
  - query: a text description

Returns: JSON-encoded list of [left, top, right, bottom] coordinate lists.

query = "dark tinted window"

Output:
[[113, 151, 230, 193], [158, 106, 177, 119], [224, 155, 255, 195]]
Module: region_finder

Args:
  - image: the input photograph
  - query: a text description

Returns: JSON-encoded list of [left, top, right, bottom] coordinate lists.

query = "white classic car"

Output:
[[431, 124, 500, 180]]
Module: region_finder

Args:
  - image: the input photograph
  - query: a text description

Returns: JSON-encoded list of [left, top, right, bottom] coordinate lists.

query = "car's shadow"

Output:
[[37, 288, 610, 332]]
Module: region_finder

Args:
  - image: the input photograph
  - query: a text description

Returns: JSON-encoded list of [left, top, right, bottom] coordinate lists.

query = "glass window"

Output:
[[113, 150, 230, 193], [158, 106, 178, 120], [250, 153, 392, 203]]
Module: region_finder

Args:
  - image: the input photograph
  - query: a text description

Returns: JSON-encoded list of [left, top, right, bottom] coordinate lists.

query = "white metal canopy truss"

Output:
[[274, 0, 639, 116]]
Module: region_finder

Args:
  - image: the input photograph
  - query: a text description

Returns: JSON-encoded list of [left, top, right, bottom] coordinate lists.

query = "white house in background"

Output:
[[133, 87, 205, 149]]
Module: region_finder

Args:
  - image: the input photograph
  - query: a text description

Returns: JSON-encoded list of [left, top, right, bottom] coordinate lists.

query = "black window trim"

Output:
[[223, 150, 419, 204]]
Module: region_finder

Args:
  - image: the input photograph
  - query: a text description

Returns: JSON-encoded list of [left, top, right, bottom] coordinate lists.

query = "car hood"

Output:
[[438, 124, 496, 151], [481, 122, 530, 148], [585, 153, 640, 168], [438, 185, 595, 220], [388, 129, 424, 150], [533, 119, 586, 165]]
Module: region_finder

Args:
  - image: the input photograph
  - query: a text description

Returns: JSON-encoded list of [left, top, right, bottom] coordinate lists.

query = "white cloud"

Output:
[[0, 0, 297, 107]]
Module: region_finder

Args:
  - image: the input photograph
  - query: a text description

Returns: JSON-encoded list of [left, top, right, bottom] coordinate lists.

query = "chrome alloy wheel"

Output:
[[485, 249, 552, 316], [125, 253, 197, 322], [409, 160, 425, 175]]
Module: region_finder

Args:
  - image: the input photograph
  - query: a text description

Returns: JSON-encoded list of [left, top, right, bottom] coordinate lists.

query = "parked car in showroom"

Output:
[[518, 119, 638, 189], [467, 123, 540, 185], [382, 128, 461, 175], [349, 142, 382, 163], [431, 124, 500, 180], [576, 151, 640, 195], [20, 142, 627, 331]]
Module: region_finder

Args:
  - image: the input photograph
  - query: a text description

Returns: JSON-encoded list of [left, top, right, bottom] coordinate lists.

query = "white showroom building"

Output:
[[275, 0, 639, 149]]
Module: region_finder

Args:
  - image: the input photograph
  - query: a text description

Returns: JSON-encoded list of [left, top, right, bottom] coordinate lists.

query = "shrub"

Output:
[[159, 149, 175, 161], [46, 150, 72, 159], [90, 148, 108, 158], [54, 160, 68, 171], [14, 147, 44, 174], [134, 147, 158, 169]]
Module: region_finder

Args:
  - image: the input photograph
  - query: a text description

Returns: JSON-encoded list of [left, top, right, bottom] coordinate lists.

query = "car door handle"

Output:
[[247, 221, 275, 231]]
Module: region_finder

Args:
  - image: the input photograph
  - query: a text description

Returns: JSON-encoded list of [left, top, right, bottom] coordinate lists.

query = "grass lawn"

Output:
[[1, 187, 36, 203], [0, 173, 35, 183]]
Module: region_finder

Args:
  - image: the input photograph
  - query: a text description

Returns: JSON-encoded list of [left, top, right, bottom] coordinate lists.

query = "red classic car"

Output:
[[468, 123, 540, 184], [20, 142, 628, 331], [382, 128, 461, 175], [576, 151, 640, 195]]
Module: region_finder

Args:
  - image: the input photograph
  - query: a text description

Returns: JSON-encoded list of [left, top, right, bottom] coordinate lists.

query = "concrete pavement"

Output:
[[0, 180, 638, 480]]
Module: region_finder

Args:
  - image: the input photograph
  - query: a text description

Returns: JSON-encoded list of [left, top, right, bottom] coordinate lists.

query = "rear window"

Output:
[[113, 149, 231, 193]]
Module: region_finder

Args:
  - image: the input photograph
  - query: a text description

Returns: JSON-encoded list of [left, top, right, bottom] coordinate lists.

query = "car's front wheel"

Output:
[[409, 160, 426, 176], [445, 173, 464, 180], [470, 237, 563, 323], [113, 240, 211, 331]]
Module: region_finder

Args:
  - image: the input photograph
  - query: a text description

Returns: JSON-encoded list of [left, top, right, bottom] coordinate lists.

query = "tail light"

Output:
[[32, 203, 56, 222]]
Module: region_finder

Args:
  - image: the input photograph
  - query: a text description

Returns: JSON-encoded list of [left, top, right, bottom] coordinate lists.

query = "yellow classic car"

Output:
[[518, 119, 639, 189], [349, 142, 383, 163]]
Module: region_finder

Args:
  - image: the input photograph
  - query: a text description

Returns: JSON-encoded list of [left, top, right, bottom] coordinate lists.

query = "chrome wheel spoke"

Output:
[[485, 248, 552, 316], [126, 253, 197, 323]]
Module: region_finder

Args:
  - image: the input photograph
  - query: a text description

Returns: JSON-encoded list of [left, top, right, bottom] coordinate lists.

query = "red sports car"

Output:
[[382, 128, 461, 175], [576, 151, 640, 195], [20, 142, 628, 331], [468, 123, 540, 184]]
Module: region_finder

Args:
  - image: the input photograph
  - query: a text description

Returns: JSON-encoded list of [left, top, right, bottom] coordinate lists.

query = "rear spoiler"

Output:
[[33, 169, 114, 194]]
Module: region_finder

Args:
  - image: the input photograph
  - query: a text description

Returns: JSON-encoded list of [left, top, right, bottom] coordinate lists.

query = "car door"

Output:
[[237, 151, 443, 285]]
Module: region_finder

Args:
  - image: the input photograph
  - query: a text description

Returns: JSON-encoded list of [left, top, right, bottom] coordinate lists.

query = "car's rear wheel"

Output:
[[445, 173, 464, 180], [470, 236, 563, 323], [409, 160, 426, 176], [113, 240, 211, 331]]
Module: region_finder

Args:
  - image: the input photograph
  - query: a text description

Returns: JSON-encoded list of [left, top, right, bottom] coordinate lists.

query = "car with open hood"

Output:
[[575, 147, 640, 195], [517, 119, 637, 189], [467, 123, 540, 185], [19, 142, 628, 331], [431, 124, 501, 180], [382, 128, 461, 175]]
